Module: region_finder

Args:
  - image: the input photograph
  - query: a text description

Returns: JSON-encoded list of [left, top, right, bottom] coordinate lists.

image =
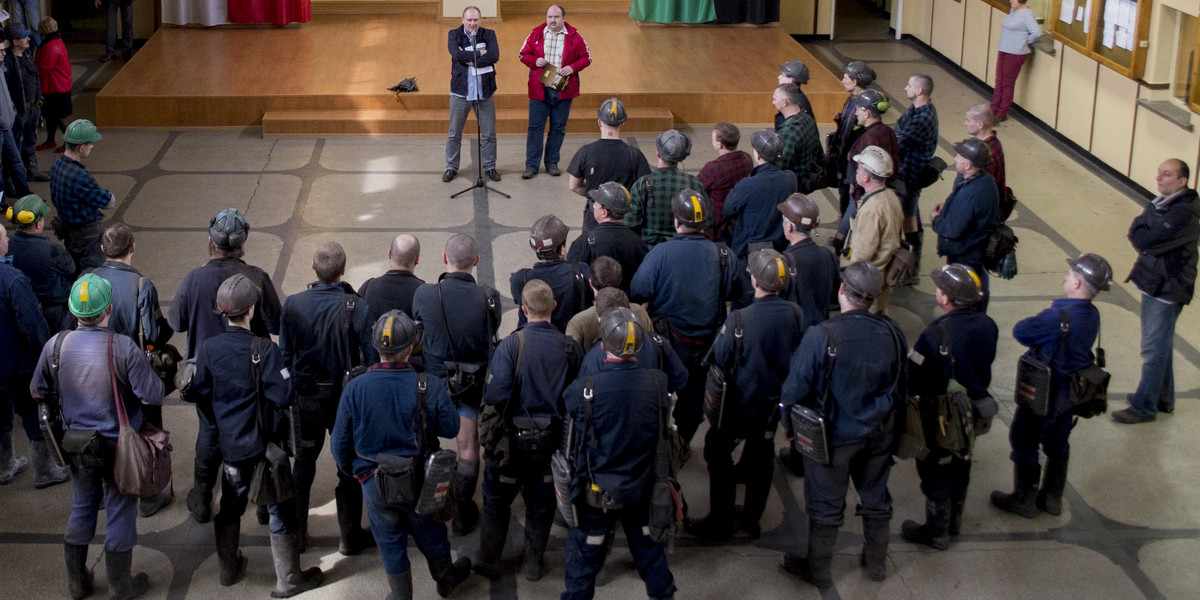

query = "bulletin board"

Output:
[[1048, 0, 1151, 78]]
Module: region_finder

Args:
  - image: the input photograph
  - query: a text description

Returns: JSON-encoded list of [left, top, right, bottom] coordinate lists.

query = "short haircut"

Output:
[[594, 287, 630, 318], [209, 238, 245, 259], [312, 241, 347, 284], [102, 222, 135, 258], [65, 142, 83, 152], [38, 17, 58, 36], [590, 256, 622, 290], [390, 234, 420, 268], [776, 83, 800, 106], [548, 4, 565, 16], [911, 73, 934, 96], [1166, 158, 1191, 181], [677, 221, 704, 234], [463, 5, 481, 17], [713, 122, 740, 149], [445, 233, 478, 271], [966, 104, 994, 127], [521, 279, 555, 318], [79, 313, 106, 326]]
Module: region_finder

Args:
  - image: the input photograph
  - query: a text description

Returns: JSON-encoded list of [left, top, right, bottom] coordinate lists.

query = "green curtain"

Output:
[[629, 0, 716, 24]]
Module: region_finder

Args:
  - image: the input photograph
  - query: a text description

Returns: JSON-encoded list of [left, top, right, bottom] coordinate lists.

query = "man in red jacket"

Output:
[[519, 5, 591, 179]]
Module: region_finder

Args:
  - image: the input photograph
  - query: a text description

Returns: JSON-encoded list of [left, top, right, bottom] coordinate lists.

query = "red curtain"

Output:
[[227, 0, 311, 25]]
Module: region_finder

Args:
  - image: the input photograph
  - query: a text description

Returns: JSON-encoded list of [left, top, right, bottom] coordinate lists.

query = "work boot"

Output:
[[777, 447, 805, 478], [269, 533, 324, 598], [948, 458, 971, 536], [257, 504, 271, 525], [860, 515, 890, 581], [472, 508, 507, 579], [0, 431, 29, 484], [1036, 459, 1069, 516], [335, 485, 376, 556], [523, 517, 552, 582], [452, 463, 480, 536], [900, 500, 949, 550], [430, 555, 472, 598], [990, 463, 1040, 519], [948, 499, 966, 536], [138, 484, 173, 517], [214, 521, 247, 586], [105, 549, 150, 600], [781, 522, 838, 589], [24, 154, 50, 182], [683, 514, 735, 541], [186, 486, 213, 523], [385, 569, 413, 600], [31, 437, 71, 488], [64, 543, 94, 600]]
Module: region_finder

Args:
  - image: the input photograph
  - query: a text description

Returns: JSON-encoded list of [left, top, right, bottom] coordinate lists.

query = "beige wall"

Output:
[[901, 0, 1200, 191], [781, 0, 831, 35]]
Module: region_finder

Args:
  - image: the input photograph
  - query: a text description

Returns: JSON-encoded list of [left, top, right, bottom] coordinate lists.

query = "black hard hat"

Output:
[[953, 138, 992, 169], [852, 89, 890, 115], [599, 306, 643, 358], [598, 98, 627, 126], [748, 249, 790, 292], [656, 129, 692, 163], [588, 182, 632, 216], [670, 189, 709, 226], [841, 261, 884, 304], [843, 61, 876, 87], [214, 274, 260, 317], [750, 129, 784, 164], [778, 60, 810, 85], [1067, 253, 1113, 292], [209, 208, 249, 251], [777, 193, 820, 230], [930, 264, 983, 306], [372, 309, 422, 353], [530, 214, 569, 253]]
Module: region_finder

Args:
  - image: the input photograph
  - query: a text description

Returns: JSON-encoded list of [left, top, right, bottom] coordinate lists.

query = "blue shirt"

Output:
[[932, 172, 999, 266], [169, 257, 282, 359], [484, 321, 582, 418], [782, 238, 841, 331], [0, 259, 49, 381], [907, 308, 998, 401], [1012, 298, 1099, 415], [279, 281, 379, 396], [7, 230, 74, 304], [510, 259, 592, 332], [710, 295, 806, 428], [49, 156, 111, 224], [630, 233, 742, 340], [412, 272, 501, 377], [723, 163, 796, 257], [89, 261, 173, 349], [578, 331, 689, 393]]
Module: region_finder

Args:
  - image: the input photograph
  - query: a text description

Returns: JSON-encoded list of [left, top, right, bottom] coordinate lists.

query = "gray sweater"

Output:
[[998, 8, 1041, 55], [0, 64, 13, 130]]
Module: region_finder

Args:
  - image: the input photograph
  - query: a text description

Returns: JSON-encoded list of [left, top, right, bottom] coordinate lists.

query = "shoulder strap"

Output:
[[511, 330, 537, 421], [251, 336, 267, 435], [135, 277, 145, 350], [50, 332, 70, 406], [343, 295, 359, 371], [570, 262, 587, 308], [817, 323, 838, 419], [416, 373, 429, 455], [715, 243, 731, 309], [1051, 308, 1071, 362], [108, 334, 130, 428], [936, 320, 956, 381], [436, 284, 460, 363], [581, 374, 597, 477], [587, 232, 596, 249]]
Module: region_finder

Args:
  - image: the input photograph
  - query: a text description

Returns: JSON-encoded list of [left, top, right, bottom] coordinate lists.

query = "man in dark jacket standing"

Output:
[[6, 194, 75, 333], [518, 4, 590, 179], [445, 6, 500, 183], [1114, 159, 1200, 424], [931, 139, 998, 311], [3, 23, 47, 181], [565, 182, 647, 292], [722, 130, 796, 259]]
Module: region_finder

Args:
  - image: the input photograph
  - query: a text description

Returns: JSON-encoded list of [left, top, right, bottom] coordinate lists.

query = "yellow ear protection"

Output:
[[7, 206, 37, 225], [875, 99, 890, 112]]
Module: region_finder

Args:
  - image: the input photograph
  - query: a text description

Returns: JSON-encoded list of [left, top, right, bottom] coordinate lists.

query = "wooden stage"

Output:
[[96, 11, 846, 136]]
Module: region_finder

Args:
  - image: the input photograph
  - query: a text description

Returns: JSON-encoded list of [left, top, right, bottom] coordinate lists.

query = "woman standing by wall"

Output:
[[991, 0, 1042, 122]]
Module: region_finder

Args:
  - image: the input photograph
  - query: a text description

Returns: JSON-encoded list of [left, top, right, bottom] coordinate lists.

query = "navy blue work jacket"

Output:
[[7, 230, 74, 304], [578, 331, 688, 392], [723, 163, 796, 257], [0, 260, 49, 380], [565, 222, 649, 292], [510, 259, 593, 332], [710, 295, 806, 424], [907, 308, 998, 401], [279, 281, 379, 395], [932, 172, 999, 265], [782, 238, 841, 331], [169, 257, 282, 359], [630, 233, 742, 340], [484, 321, 583, 418], [359, 269, 426, 323], [90, 261, 173, 348], [1012, 298, 1099, 414], [412, 272, 501, 377], [192, 327, 290, 462]]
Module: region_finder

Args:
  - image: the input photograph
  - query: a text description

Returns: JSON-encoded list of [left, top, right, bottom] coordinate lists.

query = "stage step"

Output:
[[261, 107, 673, 137]]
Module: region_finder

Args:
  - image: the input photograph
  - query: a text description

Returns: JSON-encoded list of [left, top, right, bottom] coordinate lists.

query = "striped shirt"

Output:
[[543, 26, 565, 69]]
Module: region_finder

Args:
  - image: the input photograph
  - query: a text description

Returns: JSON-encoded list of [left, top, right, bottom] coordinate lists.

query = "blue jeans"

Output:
[[0, 128, 30, 197], [106, 0, 134, 56], [802, 427, 894, 527], [215, 457, 297, 535], [562, 502, 676, 600], [13, 106, 40, 160], [65, 460, 139, 552], [1129, 294, 1183, 418], [525, 88, 572, 170], [446, 94, 497, 171], [1009, 404, 1075, 467], [10, 0, 42, 47], [361, 478, 452, 575]]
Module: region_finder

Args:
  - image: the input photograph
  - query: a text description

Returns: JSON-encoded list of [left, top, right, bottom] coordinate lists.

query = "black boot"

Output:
[[31, 437, 71, 488], [187, 486, 213, 524], [860, 516, 889, 581], [105, 549, 150, 600], [385, 569, 413, 600], [214, 520, 247, 586], [777, 447, 805, 478], [257, 504, 271, 525], [990, 463, 1040, 519], [269, 533, 324, 598], [452, 461, 480, 537], [948, 457, 972, 536], [64, 543, 94, 600], [430, 555, 472, 598], [523, 517, 552, 582], [473, 506, 507, 579], [781, 522, 838, 589], [335, 483, 375, 556], [900, 500, 949, 550], [24, 154, 50, 182], [138, 483, 173, 518], [1036, 459, 1069, 516]]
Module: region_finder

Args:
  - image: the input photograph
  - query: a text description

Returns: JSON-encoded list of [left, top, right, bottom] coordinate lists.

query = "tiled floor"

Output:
[[3, 25, 1198, 600]]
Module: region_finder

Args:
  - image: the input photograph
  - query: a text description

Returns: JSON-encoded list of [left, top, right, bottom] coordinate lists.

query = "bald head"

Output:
[[445, 233, 479, 272], [389, 234, 420, 270]]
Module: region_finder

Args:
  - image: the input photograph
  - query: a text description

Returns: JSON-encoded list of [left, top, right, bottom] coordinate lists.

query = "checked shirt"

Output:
[[49, 156, 110, 224], [624, 167, 708, 248], [776, 112, 820, 179], [894, 102, 939, 186]]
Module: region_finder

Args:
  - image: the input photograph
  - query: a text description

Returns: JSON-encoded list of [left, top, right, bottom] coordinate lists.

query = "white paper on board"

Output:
[[1060, 0, 1074, 23]]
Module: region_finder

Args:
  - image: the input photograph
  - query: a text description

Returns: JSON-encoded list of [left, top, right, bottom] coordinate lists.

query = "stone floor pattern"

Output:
[[2, 30, 1198, 600]]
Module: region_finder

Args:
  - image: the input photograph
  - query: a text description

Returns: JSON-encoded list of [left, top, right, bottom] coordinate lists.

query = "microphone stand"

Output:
[[452, 26, 509, 199]]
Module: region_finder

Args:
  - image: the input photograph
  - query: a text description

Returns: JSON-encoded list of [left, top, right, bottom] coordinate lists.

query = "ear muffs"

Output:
[[7, 206, 37, 225], [875, 100, 891, 113]]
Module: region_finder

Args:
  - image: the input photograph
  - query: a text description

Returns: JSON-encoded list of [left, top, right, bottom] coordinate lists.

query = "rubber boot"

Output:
[[186, 486, 213, 524], [523, 517, 552, 582], [0, 430, 29, 484], [257, 504, 271, 525], [214, 520, 247, 586], [473, 507, 507, 579], [948, 458, 971, 536], [105, 549, 150, 600], [452, 461, 480, 537], [685, 463, 736, 541], [64, 543, 94, 600], [781, 522, 838, 589], [269, 533, 324, 598], [385, 569, 413, 600], [1036, 459, 1069, 516], [905, 230, 924, 286], [24, 153, 50, 182], [860, 516, 890, 581], [31, 437, 71, 488], [900, 500, 949, 551], [429, 555, 472, 598], [990, 463, 1040, 519], [335, 483, 375, 556], [139, 484, 173, 517], [777, 447, 805, 478]]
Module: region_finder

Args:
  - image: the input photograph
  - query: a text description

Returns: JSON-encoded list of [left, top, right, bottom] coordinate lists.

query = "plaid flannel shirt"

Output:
[[698, 151, 753, 241], [777, 112, 820, 178], [894, 103, 939, 185], [624, 167, 708, 247], [983, 134, 1006, 196], [49, 156, 111, 224]]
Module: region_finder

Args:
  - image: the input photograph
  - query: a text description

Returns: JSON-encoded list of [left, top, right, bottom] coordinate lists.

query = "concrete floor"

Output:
[[3, 20, 1199, 600]]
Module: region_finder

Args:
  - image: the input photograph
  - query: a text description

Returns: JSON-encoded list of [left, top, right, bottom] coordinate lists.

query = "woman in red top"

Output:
[[34, 17, 72, 152]]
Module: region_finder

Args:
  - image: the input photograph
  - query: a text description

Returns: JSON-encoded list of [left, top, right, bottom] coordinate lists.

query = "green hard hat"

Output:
[[63, 119, 102, 145], [69, 274, 113, 318]]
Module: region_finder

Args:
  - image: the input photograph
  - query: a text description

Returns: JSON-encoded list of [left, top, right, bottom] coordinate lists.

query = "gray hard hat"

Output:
[[599, 306, 643, 358], [778, 60, 810, 85], [852, 89, 890, 115], [930, 264, 984, 306], [372, 309, 422, 353], [750, 129, 784, 164], [588, 182, 632, 216], [777, 193, 820, 230], [670, 188, 709, 226], [530, 214, 569, 254], [748, 249, 790, 292], [209, 208, 249, 251], [598, 98, 627, 126], [842, 261, 884, 304], [656, 129, 692, 163], [1067, 253, 1113, 292], [843, 61, 876, 86], [214, 274, 260, 317], [953, 138, 992, 169]]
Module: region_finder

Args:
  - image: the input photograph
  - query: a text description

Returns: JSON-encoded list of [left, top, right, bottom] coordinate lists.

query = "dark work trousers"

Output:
[[215, 456, 297, 536], [193, 403, 224, 505], [63, 221, 106, 276], [293, 399, 363, 537], [669, 335, 712, 445], [478, 452, 556, 567], [704, 414, 776, 526], [1009, 404, 1075, 468], [0, 373, 43, 441], [803, 427, 894, 527], [562, 502, 677, 600], [914, 448, 971, 505]]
